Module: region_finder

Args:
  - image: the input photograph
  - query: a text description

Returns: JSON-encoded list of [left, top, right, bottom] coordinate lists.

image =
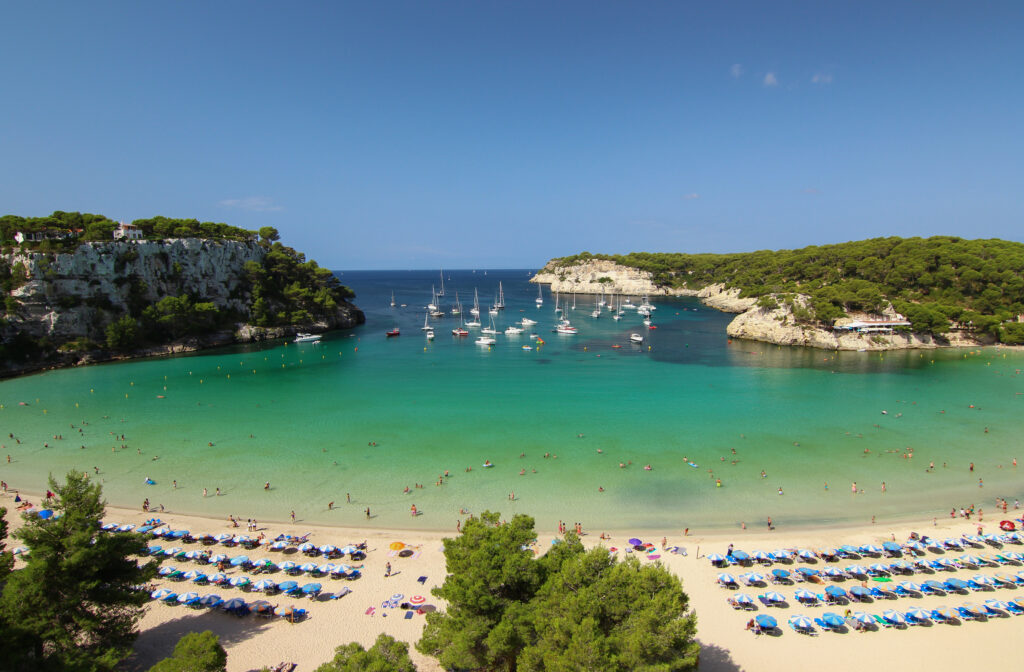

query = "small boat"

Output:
[[522, 345, 532, 350], [630, 334, 644, 344], [556, 324, 578, 334], [505, 326, 524, 335], [452, 327, 469, 336], [520, 317, 537, 326], [476, 336, 495, 346], [648, 324, 658, 330], [495, 282, 505, 310], [464, 317, 481, 328], [535, 285, 543, 306], [611, 344, 622, 349], [386, 328, 400, 337], [426, 330, 434, 340], [482, 317, 498, 335], [390, 291, 396, 307], [293, 333, 321, 343], [421, 314, 432, 331]]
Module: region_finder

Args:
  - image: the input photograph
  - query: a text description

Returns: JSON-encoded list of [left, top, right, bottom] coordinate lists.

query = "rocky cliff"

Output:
[[1, 238, 362, 374], [532, 258, 986, 351]]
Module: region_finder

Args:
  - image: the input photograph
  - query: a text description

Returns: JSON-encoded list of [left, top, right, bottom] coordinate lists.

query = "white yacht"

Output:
[[476, 336, 496, 346], [504, 325, 524, 335], [293, 333, 321, 343], [630, 333, 644, 344], [535, 285, 543, 306], [520, 317, 537, 326]]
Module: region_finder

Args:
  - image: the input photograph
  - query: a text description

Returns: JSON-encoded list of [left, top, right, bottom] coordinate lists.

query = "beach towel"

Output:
[[365, 607, 375, 615], [404, 611, 413, 619], [417, 576, 428, 584]]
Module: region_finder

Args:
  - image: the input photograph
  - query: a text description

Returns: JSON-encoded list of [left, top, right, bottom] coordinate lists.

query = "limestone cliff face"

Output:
[[3, 238, 362, 346], [531, 259, 693, 297]]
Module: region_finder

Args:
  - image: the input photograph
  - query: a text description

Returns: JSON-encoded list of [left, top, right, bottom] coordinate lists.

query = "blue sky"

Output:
[[1, 2, 1021, 269]]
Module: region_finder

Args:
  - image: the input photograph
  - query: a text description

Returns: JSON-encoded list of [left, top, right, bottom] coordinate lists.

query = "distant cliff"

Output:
[[0, 238, 363, 376], [532, 257, 991, 351]]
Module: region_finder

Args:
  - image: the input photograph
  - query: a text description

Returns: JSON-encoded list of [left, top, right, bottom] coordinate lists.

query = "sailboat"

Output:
[[452, 315, 468, 336], [390, 291, 396, 307], [571, 292, 576, 311], [427, 286, 438, 312], [438, 269, 445, 296], [495, 282, 505, 310], [470, 289, 480, 316], [450, 291, 462, 316], [535, 285, 543, 306], [421, 313, 432, 331], [591, 294, 601, 318], [488, 295, 499, 316], [481, 316, 498, 335], [554, 292, 561, 314]]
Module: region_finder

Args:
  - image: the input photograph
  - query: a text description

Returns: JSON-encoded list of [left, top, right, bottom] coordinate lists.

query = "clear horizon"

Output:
[[2, 2, 1022, 269]]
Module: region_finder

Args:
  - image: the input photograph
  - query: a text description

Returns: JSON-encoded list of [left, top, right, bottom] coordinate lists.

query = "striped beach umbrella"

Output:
[[208, 554, 227, 564], [905, 606, 930, 622], [763, 591, 786, 603], [850, 611, 873, 625], [228, 576, 250, 588], [794, 589, 817, 602], [229, 555, 249, 566], [788, 615, 814, 630], [150, 588, 174, 600], [222, 598, 246, 610], [207, 573, 228, 584], [253, 579, 276, 591], [716, 573, 737, 585], [176, 592, 199, 604], [277, 560, 297, 572], [158, 565, 178, 576], [734, 593, 754, 605], [198, 594, 222, 607], [182, 570, 205, 581], [269, 541, 288, 550], [882, 609, 905, 625], [898, 581, 922, 592], [298, 562, 319, 573]]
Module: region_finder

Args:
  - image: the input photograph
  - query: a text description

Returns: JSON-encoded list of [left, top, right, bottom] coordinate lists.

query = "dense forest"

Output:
[[555, 237, 1024, 343], [0, 212, 255, 249]]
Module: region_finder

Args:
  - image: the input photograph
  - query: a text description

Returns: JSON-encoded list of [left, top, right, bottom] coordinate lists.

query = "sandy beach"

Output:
[[4, 488, 1022, 672]]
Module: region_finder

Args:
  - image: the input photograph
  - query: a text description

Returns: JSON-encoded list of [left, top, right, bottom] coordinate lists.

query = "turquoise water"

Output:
[[1, 269, 1022, 532]]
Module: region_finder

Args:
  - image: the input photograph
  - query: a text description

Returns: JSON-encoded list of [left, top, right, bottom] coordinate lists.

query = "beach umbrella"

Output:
[[932, 606, 956, 620], [320, 563, 339, 574], [732, 550, 750, 561], [845, 565, 868, 576], [860, 544, 883, 555], [823, 567, 845, 579], [882, 541, 902, 553], [788, 615, 814, 630], [102, 522, 119, 530], [822, 612, 845, 628], [850, 611, 873, 625], [959, 554, 982, 566], [992, 573, 1016, 586], [274, 605, 294, 617], [410, 595, 427, 605], [253, 579, 276, 591], [301, 582, 322, 595], [158, 566, 178, 576], [198, 594, 222, 607], [977, 553, 998, 565], [935, 558, 958, 570], [298, 562, 319, 573], [389, 542, 406, 551], [318, 544, 337, 555], [825, 585, 846, 598], [985, 599, 1010, 611], [752, 550, 772, 562], [849, 586, 870, 597], [277, 561, 297, 571], [943, 538, 962, 549], [971, 574, 995, 586], [839, 545, 860, 556], [754, 614, 777, 629], [11, 546, 29, 556], [269, 541, 288, 550], [898, 581, 922, 592], [889, 560, 913, 571], [183, 550, 203, 560], [208, 554, 227, 564], [197, 534, 216, 544], [168, 530, 187, 538], [339, 545, 358, 555], [36, 509, 53, 520], [147, 545, 162, 556], [707, 553, 726, 563], [796, 567, 820, 577], [961, 602, 983, 615], [734, 593, 754, 605], [213, 533, 232, 543], [867, 563, 890, 574], [232, 535, 253, 545], [771, 569, 790, 579], [945, 578, 969, 590], [922, 580, 946, 592], [162, 547, 183, 557], [797, 549, 816, 561], [229, 555, 249, 566], [771, 549, 793, 559], [764, 591, 786, 603], [905, 540, 926, 552], [905, 606, 930, 622], [297, 542, 315, 553], [249, 599, 272, 611], [207, 572, 228, 584], [963, 534, 984, 544], [160, 592, 178, 602], [740, 572, 764, 584], [182, 570, 205, 581], [819, 547, 838, 557], [228, 576, 250, 588], [277, 581, 299, 593], [150, 588, 174, 600], [222, 598, 246, 610], [627, 538, 643, 546], [882, 609, 905, 625], [794, 589, 817, 602], [716, 573, 737, 585], [118, 524, 135, 532], [1013, 597, 1024, 608], [176, 592, 199, 604]]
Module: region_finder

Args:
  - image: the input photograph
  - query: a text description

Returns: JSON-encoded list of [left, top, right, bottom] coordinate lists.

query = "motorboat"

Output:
[[520, 317, 537, 326], [476, 336, 496, 346], [452, 327, 469, 336], [386, 328, 400, 337], [293, 333, 321, 343], [630, 333, 644, 344], [426, 330, 434, 340], [505, 326, 524, 335]]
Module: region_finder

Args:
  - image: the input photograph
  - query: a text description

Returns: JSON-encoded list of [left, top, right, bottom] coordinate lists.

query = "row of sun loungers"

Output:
[[147, 589, 310, 622]]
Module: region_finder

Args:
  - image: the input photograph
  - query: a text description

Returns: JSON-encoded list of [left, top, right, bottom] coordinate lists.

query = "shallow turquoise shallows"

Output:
[[1, 269, 1022, 533]]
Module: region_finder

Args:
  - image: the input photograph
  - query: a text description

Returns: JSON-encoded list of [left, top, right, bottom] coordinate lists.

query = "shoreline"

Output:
[[6, 492, 1023, 672]]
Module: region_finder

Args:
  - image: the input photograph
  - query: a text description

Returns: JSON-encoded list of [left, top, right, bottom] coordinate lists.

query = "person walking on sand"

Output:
[[203, 487, 208, 498], [365, 507, 370, 519], [385, 562, 391, 578], [290, 510, 295, 522], [328, 501, 334, 510]]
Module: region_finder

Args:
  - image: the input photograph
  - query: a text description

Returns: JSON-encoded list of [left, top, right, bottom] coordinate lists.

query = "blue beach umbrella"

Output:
[[755, 614, 777, 629], [945, 578, 969, 590], [985, 599, 1010, 611], [160, 592, 178, 603], [339, 545, 358, 555], [959, 554, 982, 566], [764, 591, 786, 603], [208, 554, 227, 564], [849, 586, 870, 597], [882, 541, 902, 553], [788, 615, 814, 630], [825, 585, 847, 598], [36, 509, 53, 519], [707, 553, 726, 563], [229, 555, 249, 566], [320, 563, 339, 574], [822, 612, 845, 628], [905, 540, 926, 552], [752, 550, 772, 562], [734, 593, 754, 605], [794, 589, 817, 602], [158, 566, 178, 576], [162, 547, 183, 556], [277, 580, 299, 593], [277, 561, 297, 572], [269, 541, 288, 550], [850, 611, 873, 625], [905, 606, 930, 622], [182, 570, 205, 581], [860, 544, 883, 555], [731, 550, 750, 561], [147, 545, 163, 555], [228, 576, 250, 588], [771, 569, 790, 579], [222, 598, 247, 610], [823, 567, 845, 579], [839, 545, 860, 556], [740, 572, 764, 584], [889, 560, 913, 571], [771, 549, 793, 560], [101, 522, 119, 531], [963, 534, 984, 544], [300, 582, 322, 595], [867, 563, 890, 574], [971, 574, 995, 586], [922, 580, 946, 593], [845, 565, 868, 576], [297, 542, 315, 553], [198, 594, 222, 607], [183, 550, 203, 561], [298, 562, 319, 573], [118, 524, 136, 532], [882, 609, 905, 625], [716, 573, 737, 585], [150, 588, 174, 600], [208, 573, 228, 584], [943, 538, 963, 549], [176, 592, 199, 604], [253, 579, 277, 591], [797, 549, 816, 561], [796, 567, 820, 577], [214, 533, 233, 543], [898, 581, 922, 592], [318, 544, 337, 555]]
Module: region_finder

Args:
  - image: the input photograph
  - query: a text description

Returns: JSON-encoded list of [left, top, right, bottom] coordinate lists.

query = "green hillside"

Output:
[[555, 237, 1024, 343]]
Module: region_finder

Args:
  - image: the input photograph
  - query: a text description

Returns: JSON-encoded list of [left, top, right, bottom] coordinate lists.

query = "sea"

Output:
[[1, 269, 1022, 534]]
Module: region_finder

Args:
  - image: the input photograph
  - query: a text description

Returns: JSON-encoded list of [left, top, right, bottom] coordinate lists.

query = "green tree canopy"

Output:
[[148, 631, 227, 672], [417, 512, 698, 672], [0, 471, 157, 672], [314, 634, 417, 672]]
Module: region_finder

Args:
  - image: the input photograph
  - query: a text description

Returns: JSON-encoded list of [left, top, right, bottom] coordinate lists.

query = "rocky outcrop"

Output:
[[696, 284, 757, 314], [531, 259, 687, 297], [725, 295, 984, 351]]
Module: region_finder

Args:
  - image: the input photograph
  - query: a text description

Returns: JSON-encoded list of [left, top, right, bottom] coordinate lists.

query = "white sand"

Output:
[[4, 493, 1022, 672]]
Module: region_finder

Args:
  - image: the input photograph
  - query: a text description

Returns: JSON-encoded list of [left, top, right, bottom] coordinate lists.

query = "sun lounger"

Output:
[[1005, 602, 1024, 615], [872, 614, 892, 628]]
